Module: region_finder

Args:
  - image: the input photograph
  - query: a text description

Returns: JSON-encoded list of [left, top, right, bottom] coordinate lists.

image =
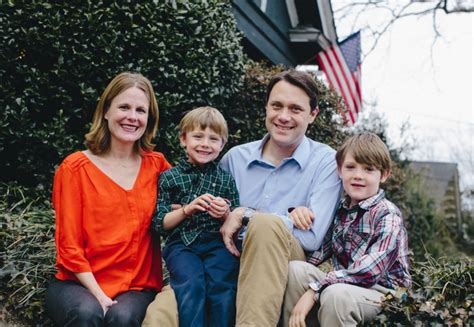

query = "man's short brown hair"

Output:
[[336, 132, 392, 175], [266, 69, 319, 112]]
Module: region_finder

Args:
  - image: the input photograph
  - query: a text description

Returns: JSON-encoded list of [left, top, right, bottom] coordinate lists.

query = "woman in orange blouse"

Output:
[[45, 72, 171, 326]]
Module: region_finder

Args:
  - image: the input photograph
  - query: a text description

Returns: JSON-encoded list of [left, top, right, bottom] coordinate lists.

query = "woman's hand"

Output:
[[96, 293, 118, 314], [289, 207, 314, 230], [75, 272, 117, 315], [289, 289, 316, 327], [208, 197, 230, 219]]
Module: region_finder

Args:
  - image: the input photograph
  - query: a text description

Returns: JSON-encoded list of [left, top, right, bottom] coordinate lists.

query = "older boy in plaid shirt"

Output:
[[151, 107, 239, 327], [283, 132, 411, 327]]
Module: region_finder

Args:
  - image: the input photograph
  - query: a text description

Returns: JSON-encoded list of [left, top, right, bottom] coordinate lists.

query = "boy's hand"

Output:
[[289, 207, 315, 230], [208, 197, 230, 219], [289, 289, 316, 327], [184, 194, 214, 216]]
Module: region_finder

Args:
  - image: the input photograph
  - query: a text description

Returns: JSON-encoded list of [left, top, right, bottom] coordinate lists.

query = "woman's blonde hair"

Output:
[[84, 72, 159, 154]]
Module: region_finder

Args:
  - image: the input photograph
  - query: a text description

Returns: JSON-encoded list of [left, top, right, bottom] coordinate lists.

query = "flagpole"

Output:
[[301, 32, 334, 65]]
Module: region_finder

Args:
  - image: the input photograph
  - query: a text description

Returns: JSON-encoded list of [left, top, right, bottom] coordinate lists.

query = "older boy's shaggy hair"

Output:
[[336, 132, 392, 175]]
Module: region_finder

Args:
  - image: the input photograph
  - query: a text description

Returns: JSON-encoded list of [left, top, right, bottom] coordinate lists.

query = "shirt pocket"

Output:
[[346, 227, 372, 259]]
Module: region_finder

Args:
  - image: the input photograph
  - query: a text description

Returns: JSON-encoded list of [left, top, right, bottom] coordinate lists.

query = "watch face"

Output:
[[244, 208, 255, 219], [242, 207, 256, 226]]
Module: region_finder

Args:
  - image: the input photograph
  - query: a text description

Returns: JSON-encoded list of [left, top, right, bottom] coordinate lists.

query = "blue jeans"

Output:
[[45, 278, 156, 326], [163, 232, 239, 327]]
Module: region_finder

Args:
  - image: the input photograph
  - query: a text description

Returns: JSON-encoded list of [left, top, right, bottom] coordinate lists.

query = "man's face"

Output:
[[265, 80, 318, 151]]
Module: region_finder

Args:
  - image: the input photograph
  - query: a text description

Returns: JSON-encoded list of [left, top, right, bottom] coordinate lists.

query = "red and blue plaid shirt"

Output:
[[307, 190, 411, 290]]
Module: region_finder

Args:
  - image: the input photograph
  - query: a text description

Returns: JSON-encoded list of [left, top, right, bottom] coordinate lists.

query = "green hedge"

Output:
[[370, 255, 473, 326], [0, 0, 245, 188]]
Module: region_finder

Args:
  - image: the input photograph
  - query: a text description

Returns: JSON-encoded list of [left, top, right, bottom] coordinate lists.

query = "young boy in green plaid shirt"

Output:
[[151, 106, 239, 327]]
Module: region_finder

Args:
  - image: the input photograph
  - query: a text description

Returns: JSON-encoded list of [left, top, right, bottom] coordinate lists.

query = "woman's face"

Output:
[[104, 87, 149, 147]]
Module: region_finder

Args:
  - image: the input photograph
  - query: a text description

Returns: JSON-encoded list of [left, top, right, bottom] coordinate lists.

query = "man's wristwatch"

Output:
[[241, 207, 256, 226]]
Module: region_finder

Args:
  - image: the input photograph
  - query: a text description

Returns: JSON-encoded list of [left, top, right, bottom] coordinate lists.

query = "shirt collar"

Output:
[[177, 158, 219, 173], [246, 134, 310, 169], [341, 189, 386, 210]]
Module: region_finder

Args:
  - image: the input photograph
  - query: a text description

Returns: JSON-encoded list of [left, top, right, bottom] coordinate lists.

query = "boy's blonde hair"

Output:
[[179, 106, 228, 143], [336, 132, 392, 175]]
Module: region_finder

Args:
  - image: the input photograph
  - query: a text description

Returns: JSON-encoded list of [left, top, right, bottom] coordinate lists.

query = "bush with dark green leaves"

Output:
[[0, 0, 245, 188], [370, 255, 473, 326], [0, 183, 55, 325]]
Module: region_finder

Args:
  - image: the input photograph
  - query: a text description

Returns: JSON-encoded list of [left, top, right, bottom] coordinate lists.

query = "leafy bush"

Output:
[[370, 255, 473, 326], [0, 183, 55, 325], [0, 0, 245, 188]]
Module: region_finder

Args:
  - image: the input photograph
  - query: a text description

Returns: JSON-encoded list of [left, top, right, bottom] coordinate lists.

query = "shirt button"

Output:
[[264, 195, 269, 199], [212, 183, 216, 187]]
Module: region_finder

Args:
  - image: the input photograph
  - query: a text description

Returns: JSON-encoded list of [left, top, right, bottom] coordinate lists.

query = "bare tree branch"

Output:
[[333, 0, 473, 60]]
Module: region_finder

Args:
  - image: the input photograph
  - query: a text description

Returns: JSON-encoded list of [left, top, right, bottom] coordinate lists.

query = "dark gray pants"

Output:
[[45, 279, 156, 327]]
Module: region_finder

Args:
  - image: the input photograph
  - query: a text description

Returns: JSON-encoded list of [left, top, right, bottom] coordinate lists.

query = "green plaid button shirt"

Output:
[[152, 159, 239, 246]]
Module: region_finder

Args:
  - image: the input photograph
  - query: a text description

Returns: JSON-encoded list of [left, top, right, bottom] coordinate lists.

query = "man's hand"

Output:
[[289, 289, 317, 327], [208, 197, 230, 219], [220, 207, 244, 257], [289, 206, 314, 230]]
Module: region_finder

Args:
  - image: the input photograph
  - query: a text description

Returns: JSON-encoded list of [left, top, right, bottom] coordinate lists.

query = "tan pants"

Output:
[[236, 214, 306, 327], [141, 286, 178, 327], [283, 260, 391, 327], [142, 214, 304, 327]]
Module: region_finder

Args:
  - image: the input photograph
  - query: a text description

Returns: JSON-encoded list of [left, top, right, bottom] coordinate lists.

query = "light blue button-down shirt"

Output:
[[220, 135, 342, 251]]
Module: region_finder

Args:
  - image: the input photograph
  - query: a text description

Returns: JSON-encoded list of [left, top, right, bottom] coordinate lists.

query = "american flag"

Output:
[[316, 32, 362, 125]]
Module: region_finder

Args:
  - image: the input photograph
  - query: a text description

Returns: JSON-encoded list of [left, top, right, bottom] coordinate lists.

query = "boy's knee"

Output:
[[319, 284, 354, 316], [174, 278, 206, 303]]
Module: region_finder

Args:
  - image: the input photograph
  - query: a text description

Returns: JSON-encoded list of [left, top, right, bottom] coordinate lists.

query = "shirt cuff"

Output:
[[309, 281, 321, 301]]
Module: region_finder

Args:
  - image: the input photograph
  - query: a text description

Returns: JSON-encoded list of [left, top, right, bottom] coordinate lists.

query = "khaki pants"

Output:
[[141, 286, 178, 327], [236, 214, 306, 327], [283, 260, 391, 327], [142, 214, 304, 327]]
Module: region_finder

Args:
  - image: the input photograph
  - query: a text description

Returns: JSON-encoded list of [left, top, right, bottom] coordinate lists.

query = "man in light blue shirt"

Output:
[[219, 69, 342, 326], [142, 70, 341, 327]]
